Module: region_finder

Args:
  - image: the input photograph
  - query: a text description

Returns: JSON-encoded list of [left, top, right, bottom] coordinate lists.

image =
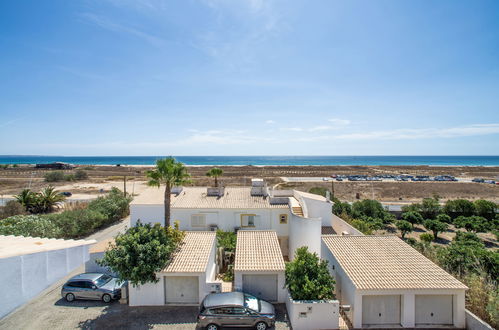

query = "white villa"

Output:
[[128, 178, 469, 329]]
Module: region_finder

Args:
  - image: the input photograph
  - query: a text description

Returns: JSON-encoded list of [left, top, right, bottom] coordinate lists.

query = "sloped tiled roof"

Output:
[[322, 235, 467, 290], [234, 230, 285, 272], [132, 187, 288, 209], [0, 235, 96, 259], [162, 231, 216, 273]]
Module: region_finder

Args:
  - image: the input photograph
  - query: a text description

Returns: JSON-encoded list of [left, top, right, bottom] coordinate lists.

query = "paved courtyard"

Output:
[[0, 273, 290, 330]]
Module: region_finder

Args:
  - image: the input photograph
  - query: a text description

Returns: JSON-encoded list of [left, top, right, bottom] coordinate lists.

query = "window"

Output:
[[241, 214, 256, 227], [279, 214, 288, 224], [191, 214, 206, 227], [67, 281, 84, 288]]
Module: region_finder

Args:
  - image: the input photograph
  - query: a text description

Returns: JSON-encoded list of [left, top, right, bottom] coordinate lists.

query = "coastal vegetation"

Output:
[[15, 186, 65, 213], [98, 222, 184, 286], [44, 169, 88, 182], [216, 229, 236, 282], [146, 157, 191, 228], [285, 247, 335, 301], [0, 188, 131, 239]]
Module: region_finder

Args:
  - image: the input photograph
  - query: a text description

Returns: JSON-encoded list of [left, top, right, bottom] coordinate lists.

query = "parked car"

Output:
[[198, 292, 275, 330], [59, 191, 72, 197], [61, 273, 126, 303]]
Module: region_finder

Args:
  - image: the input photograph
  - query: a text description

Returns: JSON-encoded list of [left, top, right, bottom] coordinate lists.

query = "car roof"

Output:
[[68, 273, 105, 281], [203, 292, 245, 308]]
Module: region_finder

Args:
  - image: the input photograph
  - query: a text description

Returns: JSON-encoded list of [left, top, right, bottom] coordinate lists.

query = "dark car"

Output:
[[60, 191, 72, 197], [198, 292, 275, 330], [61, 273, 126, 303]]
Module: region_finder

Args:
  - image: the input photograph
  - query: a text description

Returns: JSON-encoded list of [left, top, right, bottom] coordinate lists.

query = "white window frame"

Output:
[[240, 214, 256, 227]]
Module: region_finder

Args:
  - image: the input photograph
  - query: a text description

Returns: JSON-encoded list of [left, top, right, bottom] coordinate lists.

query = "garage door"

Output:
[[242, 274, 278, 302], [362, 295, 401, 326], [164, 276, 199, 304], [416, 295, 453, 325]]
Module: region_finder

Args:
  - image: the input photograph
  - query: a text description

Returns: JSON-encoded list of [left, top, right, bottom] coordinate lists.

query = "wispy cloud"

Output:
[[265, 120, 275, 125], [80, 13, 164, 47], [335, 124, 499, 140], [328, 118, 351, 126], [0, 117, 25, 129]]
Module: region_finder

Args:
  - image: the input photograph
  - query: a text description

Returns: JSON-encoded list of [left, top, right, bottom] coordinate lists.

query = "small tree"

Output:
[[444, 199, 476, 219], [419, 197, 441, 219], [44, 171, 65, 182], [285, 247, 335, 300], [419, 233, 434, 244], [401, 211, 424, 228], [473, 200, 497, 220], [74, 169, 88, 180], [436, 213, 452, 224], [454, 216, 489, 233], [206, 167, 223, 187], [98, 222, 184, 286], [424, 219, 448, 240], [396, 220, 413, 238]]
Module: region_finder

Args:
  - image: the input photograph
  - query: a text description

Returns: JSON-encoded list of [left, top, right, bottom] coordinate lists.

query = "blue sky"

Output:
[[1, 0, 498, 156]]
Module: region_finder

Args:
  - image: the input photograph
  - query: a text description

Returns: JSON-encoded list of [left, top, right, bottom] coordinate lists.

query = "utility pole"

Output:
[[331, 180, 335, 200], [123, 175, 127, 197]]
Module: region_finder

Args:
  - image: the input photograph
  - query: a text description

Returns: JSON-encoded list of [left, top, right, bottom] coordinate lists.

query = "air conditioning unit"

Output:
[[209, 224, 218, 231]]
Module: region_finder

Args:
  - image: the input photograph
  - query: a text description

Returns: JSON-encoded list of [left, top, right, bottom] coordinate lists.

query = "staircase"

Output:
[[292, 206, 304, 217]]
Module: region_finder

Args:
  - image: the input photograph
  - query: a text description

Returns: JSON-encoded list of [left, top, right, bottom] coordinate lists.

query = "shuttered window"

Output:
[[241, 214, 256, 227], [191, 214, 206, 227]]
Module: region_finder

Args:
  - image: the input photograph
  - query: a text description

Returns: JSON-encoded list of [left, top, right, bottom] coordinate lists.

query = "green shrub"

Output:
[[473, 200, 497, 220], [350, 219, 374, 235], [309, 187, 330, 198], [332, 199, 352, 216], [401, 211, 424, 228], [423, 219, 448, 240], [419, 233, 434, 243], [74, 169, 88, 180], [64, 174, 75, 181], [216, 230, 236, 252], [444, 199, 475, 219], [285, 247, 335, 300], [396, 220, 413, 238], [351, 199, 393, 224], [98, 222, 184, 286], [0, 215, 62, 238], [44, 171, 65, 182]]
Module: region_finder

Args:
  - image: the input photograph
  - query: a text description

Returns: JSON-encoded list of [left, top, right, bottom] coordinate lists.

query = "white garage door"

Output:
[[164, 276, 199, 304], [242, 274, 278, 302], [416, 295, 453, 325], [362, 295, 401, 326]]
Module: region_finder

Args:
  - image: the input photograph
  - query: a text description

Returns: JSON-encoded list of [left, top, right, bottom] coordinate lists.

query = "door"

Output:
[[242, 274, 278, 302], [416, 295, 453, 325], [164, 276, 199, 304], [362, 295, 401, 326]]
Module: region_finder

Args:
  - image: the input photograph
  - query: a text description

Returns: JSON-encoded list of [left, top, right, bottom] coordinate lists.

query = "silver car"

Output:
[[61, 273, 125, 303], [198, 292, 275, 330]]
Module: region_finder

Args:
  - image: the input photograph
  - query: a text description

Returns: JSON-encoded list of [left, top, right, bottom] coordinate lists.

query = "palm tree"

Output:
[[15, 189, 36, 212], [37, 186, 66, 213], [146, 157, 191, 228], [206, 167, 223, 187]]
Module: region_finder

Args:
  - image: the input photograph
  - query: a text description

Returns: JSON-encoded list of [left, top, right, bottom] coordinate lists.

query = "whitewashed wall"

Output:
[[289, 214, 322, 259], [331, 214, 363, 235], [299, 194, 333, 226], [466, 309, 494, 330], [130, 204, 164, 226], [0, 245, 90, 318], [285, 292, 340, 330]]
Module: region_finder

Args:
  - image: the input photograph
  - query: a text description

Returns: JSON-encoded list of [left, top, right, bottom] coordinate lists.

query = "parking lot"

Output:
[[0, 269, 290, 330]]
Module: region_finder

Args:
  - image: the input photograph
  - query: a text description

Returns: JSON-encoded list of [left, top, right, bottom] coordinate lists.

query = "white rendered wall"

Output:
[[234, 271, 286, 303], [289, 214, 322, 259], [130, 204, 164, 226], [285, 292, 340, 330], [128, 279, 165, 306], [299, 195, 333, 227], [0, 245, 90, 318]]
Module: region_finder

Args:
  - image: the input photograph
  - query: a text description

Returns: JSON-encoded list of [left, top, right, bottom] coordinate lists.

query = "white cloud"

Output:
[[265, 120, 275, 124], [328, 118, 351, 126]]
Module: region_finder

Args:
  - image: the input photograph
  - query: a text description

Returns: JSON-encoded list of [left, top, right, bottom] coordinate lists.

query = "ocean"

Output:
[[0, 155, 498, 166]]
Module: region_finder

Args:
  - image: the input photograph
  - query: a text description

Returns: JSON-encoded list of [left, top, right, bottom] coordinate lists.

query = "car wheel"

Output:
[[102, 294, 112, 303], [255, 321, 267, 330], [65, 293, 75, 302], [206, 324, 219, 330]]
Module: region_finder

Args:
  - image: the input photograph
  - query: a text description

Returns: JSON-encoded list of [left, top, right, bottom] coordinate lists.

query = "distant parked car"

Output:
[[60, 191, 72, 197], [472, 178, 485, 183], [336, 178, 343, 181], [198, 292, 275, 330], [61, 273, 126, 303]]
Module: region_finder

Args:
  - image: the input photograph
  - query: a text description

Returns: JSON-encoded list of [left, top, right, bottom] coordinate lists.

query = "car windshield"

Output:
[[94, 275, 112, 287], [244, 294, 260, 312]]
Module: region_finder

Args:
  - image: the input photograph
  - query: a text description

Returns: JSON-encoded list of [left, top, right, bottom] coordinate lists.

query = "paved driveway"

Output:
[[0, 283, 289, 330]]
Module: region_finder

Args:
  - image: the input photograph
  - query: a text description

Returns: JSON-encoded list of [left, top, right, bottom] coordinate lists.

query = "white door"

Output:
[[362, 295, 401, 326], [164, 276, 199, 304], [242, 274, 278, 302], [416, 295, 453, 325]]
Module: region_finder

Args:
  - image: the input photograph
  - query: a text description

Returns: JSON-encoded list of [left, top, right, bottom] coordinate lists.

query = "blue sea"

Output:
[[0, 155, 498, 166]]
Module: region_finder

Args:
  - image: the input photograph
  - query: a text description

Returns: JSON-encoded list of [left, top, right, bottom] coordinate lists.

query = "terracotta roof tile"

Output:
[[163, 231, 216, 273], [235, 230, 285, 272], [322, 235, 467, 290]]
